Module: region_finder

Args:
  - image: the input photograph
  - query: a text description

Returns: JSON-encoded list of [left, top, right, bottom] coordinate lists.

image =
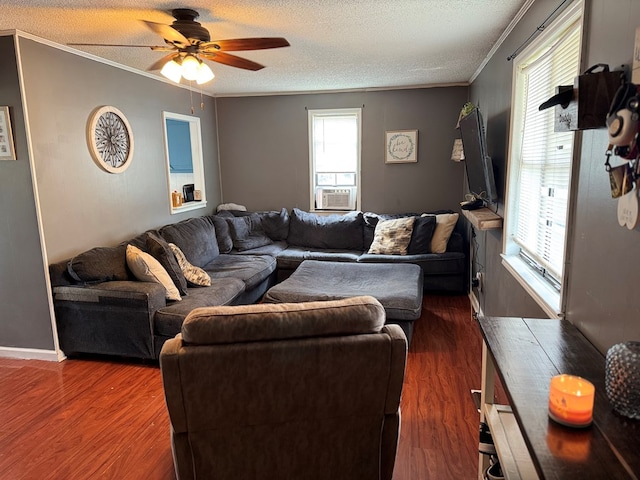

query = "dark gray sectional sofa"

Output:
[[48, 208, 466, 360]]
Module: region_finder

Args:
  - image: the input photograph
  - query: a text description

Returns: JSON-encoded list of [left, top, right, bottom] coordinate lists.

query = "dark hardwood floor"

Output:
[[0, 294, 484, 479]]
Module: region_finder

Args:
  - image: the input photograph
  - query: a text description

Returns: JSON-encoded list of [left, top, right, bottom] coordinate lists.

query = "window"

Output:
[[502, 1, 583, 318], [308, 108, 361, 211]]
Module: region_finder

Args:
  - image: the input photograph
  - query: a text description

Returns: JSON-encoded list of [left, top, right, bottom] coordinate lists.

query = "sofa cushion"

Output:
[[258, 208, 290, 241], [235, 233, 273, 251], [407, 215, 437, 255], [203, 254, 276, 290], [217, 209, 289, 241], [275, 246, 310, 270], [225, 215, 273, 251], [368, 217, 415, 255], [145, 232, 188, 295], [126, 245, 181, 301], [275, 246, 362, 272], [430, 213, 459, 254], [67, 244, 129, 284], [226, 215, 250, 239], [159, 216, 219, 267], [230, 240, 288, 256], [169, 243, 211, 287], [357, 251, 465, 275], [154, 278, 246, 338], [288, 208, 364, 250], [305, 249, 362, 263], [210, 215, 234, 254]]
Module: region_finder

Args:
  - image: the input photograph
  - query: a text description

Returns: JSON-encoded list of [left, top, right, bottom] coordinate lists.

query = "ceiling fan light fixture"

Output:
[[196, 62, 215, 85], [77, 9, 289, 84], [181, 55, 201, 81], [161, 58, 182, 83]]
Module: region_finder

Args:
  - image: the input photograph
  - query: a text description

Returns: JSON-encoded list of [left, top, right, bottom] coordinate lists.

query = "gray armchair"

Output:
[[160, 295, 407, 480]]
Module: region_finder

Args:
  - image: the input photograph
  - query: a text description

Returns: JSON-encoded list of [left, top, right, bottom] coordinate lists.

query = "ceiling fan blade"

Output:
[[68, 43, 169, 49], [200, 37, 290, 52], [150, 46, 178, 52], [200, 51, 264, 71], [147, 53, 180, 71], [142, 20, 190, 48]]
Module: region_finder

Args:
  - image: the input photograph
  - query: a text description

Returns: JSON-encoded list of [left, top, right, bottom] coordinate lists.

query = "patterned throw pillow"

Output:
[[367, 217, 415, 255], [168, 243, 212, 287], [125, 244, 181, 301]]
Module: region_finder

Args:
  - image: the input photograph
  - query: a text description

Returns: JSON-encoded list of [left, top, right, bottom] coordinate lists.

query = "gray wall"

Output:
[[19, 38, 221, 264], [0, 34, 221, 355], [0, 36, 54, 351], [216, 88, 468, 213], [469, 0, 640, 353]]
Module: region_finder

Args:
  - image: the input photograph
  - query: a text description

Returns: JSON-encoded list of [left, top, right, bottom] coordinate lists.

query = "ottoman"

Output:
[[264, 260, 423, 343]]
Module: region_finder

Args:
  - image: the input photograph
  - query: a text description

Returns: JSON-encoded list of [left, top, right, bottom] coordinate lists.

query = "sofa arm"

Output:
[[53, 281, 167, 359], [53, 280, 166, 302]]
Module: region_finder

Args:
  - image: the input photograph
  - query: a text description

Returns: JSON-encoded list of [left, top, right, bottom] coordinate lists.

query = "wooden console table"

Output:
[[477, 316, 640, 479]]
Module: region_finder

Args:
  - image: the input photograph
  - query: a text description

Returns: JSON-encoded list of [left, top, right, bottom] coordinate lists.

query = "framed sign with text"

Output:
[[385, 129, 418, 163]]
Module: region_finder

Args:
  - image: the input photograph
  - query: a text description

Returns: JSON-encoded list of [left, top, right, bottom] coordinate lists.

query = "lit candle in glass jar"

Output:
[[548, 374, 595, 427]]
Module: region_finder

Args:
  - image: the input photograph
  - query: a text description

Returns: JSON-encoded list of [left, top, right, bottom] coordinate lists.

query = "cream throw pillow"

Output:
[[429, 213, 459, 254], [169, 243, 212, 287], [126, 244, 181, 301], [368, 216, 415, 255]]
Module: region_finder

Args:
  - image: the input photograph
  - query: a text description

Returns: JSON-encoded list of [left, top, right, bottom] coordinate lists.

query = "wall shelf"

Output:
[[461, 207, 502, 230]]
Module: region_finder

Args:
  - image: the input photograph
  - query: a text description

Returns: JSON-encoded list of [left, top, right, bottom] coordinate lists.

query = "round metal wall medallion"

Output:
[[87, 106, 134, 173]]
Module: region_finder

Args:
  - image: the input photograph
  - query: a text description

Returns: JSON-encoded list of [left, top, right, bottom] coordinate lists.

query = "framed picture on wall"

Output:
[[385, 129, 418, 163], [0, 106, 16, 161]]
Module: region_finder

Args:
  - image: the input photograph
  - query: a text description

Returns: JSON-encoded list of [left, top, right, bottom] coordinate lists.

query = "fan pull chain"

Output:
[[189, 81, 195, 114]]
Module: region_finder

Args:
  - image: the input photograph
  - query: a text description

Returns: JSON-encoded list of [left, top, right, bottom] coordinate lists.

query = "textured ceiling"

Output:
[[0, 0, 528, 96]]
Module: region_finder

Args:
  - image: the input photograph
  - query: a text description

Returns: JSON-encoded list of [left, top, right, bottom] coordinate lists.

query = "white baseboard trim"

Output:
[[0, 346, 64, 362], [469, 291, 482, 317]]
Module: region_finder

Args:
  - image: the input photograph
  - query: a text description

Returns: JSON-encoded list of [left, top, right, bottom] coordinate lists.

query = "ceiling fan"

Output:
[[69, 8, 290, 84]]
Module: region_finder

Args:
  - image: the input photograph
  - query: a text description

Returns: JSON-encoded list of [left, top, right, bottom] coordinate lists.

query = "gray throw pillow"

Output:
[[67, 245, 129, 283], [145, 232, 188, 295], [225, 215, 273, 251], [258, 208, 290, 241], [210, 215, 234, 253], [226, 216, 251, 241]]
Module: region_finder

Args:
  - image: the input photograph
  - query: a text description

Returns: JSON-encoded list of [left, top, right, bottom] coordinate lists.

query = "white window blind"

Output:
[[512, 21, 581, 284], [312, 113, 358, 175]]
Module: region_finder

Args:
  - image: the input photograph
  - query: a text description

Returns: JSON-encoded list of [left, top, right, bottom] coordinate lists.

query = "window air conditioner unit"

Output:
[[316, 187, 356, 210]]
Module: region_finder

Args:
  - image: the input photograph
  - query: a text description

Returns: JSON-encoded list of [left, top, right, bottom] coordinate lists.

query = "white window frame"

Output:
[[163, 111, 207, 215], [308, 108, 362, 211], [502, 0, 584, 318]]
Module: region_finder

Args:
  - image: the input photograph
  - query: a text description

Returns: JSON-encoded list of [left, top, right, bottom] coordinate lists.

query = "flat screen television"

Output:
[[459, 106, 497, 205]]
